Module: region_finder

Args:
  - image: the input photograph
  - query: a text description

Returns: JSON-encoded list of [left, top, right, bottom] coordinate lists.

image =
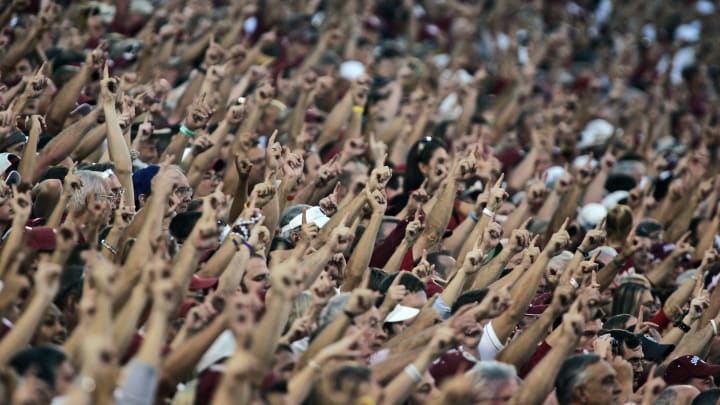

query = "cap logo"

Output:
[[691, 356, 700, 365]]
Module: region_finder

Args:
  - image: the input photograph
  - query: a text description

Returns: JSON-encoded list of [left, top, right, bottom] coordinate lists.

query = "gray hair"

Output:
[[589, 246, 618, 264], [318, 293, 350, 328], [279, 204, 311, 239], [555, 354, 601, 405], [656, 388, 678, 405], [466, 361, 519, 393], [549, 251, 574, 270], [70, 170, 108, 212]]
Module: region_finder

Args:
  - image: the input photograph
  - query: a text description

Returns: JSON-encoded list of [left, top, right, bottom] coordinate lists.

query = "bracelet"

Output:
[[352, 105, 364, 114], [577, 247, 588, 259], [468, 211, 479, 223], [100, 239, 118, 256], [569, 278, 580, 289], [242, 240, 255, 255], [482, 208, 494, 218], [78, 375, 96, 393], [308, 360, 322, 373], [404, 364, 422, 383], [179, 124, 195, 138], [674, 320, 691, 333], [196, 66, 207, 75], [711, 319, 718, 336]]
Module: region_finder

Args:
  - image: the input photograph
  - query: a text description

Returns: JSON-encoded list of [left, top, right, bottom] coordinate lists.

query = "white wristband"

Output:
[[404, 364, 422, 383], [711, 319, 718, 336], [569, 278, 580, 289], [482, 208, 494, 218]]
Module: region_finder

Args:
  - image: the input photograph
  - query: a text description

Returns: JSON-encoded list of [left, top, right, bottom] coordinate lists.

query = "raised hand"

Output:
[[184, 94, 213, 131], [547, 218, 570, 255], [346, 288, 380, 316], [404, 210, 424, 244]]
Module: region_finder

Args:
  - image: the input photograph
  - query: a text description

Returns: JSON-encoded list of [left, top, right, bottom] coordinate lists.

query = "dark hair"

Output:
[[451, 288, 489, 314], [692, 389, 720, 405], [9, 345, 67, 390], [378, 272, 425, 295], [368, 268, 389, 291], [603, 314, 633, 331], [78, 162, 115, 172], [556, 354, 601, 405], [405, 136, 447, 191]]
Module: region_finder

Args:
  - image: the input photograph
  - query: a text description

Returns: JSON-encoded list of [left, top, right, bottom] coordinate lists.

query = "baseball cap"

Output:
[[385, 305, 420, 323], [525, 303, 548, 316], [131, 165, 159, 205], [639, 334, 674, 362], [664, 355, 720, 385], [578, 203, 607, 231], [25, 227, 57, 252], [190, 275, 218, 291], [280, 206, 330, 235], [577, 119, 614, 150]]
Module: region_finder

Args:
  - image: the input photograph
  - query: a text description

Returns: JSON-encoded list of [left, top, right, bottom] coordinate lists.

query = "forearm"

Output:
[[470, 249, 513, 290], [316, 92, 352, 150], [169, 73, 204, 125], [0, 27, 39, 75], [454, 215, 491, 273], [381, 349, 435, 405], [71, 124, 107, 162], [502, 201, 531, 236], [509, 335, 576, 405], [496, 309, 557, 368], [46, 192, 69, 229], [228, 176, 250, 224], [404, 108, 431, 148], [160, 314, 226, 386], [104, 103, 134, 206], [18, 126, 40, 181], [136, 309, 168, 366], [250, 294, 293, 367], [663, 277, 695, 317], [187, 121, 230, 188], [197, 238, 236, 278], [442, 217, 476, 258], [664, 323, 714, 366], [301, 245, 334, 289], [666, 197, 701, 242], [490, 262, 529, 291], [288, 91, 311, 147], [384, 239, 411, 274], [417, 181, 459, 252], [341, 211, 383, 291], [296, 315, 351, 371], [0, 296, 49, 365], [695, 217, 720, 260], [0, 216, 30, 276], [313, 192, 365, 249], [217, 247, 250, 295], [441, 270, 468, 306], [112, 286, 148, 357], [162, 132, 190, 166], [45, 66, 92, 134], [34, 109, 100, 182], [536, 191, 560, 222], [646, 256, 681, 287], [545, 188, 580, 238]]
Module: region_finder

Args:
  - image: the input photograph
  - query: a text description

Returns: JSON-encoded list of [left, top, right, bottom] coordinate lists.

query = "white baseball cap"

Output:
[[385, 305, 420, 323]]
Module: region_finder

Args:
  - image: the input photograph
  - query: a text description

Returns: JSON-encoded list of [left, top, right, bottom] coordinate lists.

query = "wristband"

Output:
[[196, 66, 207, 75], [100, 239, 118, 256], [352, 105, 364, 114], [577, 247, 588, 259], [179, 124, 195, 138], [468, 211, 479, 223], [674, 320, 691, 333], [712, 319, 718, 336], [404, 364, 422, 383], [569, 278, 580, 289], [482, 208, 494, 218]]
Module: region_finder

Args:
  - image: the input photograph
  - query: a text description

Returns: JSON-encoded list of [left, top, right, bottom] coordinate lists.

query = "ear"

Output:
[[138, 194, 146, 207], [418, 161, 429, 175]]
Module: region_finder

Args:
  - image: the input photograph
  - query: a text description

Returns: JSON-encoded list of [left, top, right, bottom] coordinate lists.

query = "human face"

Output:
[[33, 305, 66, 345], [409, 372, 438, 405], [195, 169, 223, 197], [622, 343, 644, 376], [243, 257, 270, 297], [475, 379, 519, 404], [355, 307, 387, 353], [55, 360, 75, 396], [171, 171, 192, 213], [138, 139, 159, 163], [688, 376, 716, 392], [579, 319, 602, 352], [106, 174, 123, 209], [419, 147, 450, 189], [576, 360, 622, 405]]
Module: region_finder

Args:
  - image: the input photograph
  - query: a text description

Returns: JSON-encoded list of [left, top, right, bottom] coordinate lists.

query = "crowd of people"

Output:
[[3, 0, 720, 404]]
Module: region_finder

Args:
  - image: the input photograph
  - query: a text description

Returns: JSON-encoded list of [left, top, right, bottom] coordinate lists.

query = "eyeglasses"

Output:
[[96, 194, 115, 202], [174, 187, 193, 198], [582, 330, 599, 338], [111, 187, 125, 199], [201, 173, 223, 182]]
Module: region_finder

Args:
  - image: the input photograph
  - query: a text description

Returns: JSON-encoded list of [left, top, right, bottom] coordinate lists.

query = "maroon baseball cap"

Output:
[[190, 275, 218, 290], [664, 355, 720, 385], [525, 303, 548, 316], [25, 227, 56, 252]]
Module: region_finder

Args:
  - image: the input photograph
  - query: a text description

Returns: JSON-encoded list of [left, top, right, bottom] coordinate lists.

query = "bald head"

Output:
[[657, 385, 700, 405]]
